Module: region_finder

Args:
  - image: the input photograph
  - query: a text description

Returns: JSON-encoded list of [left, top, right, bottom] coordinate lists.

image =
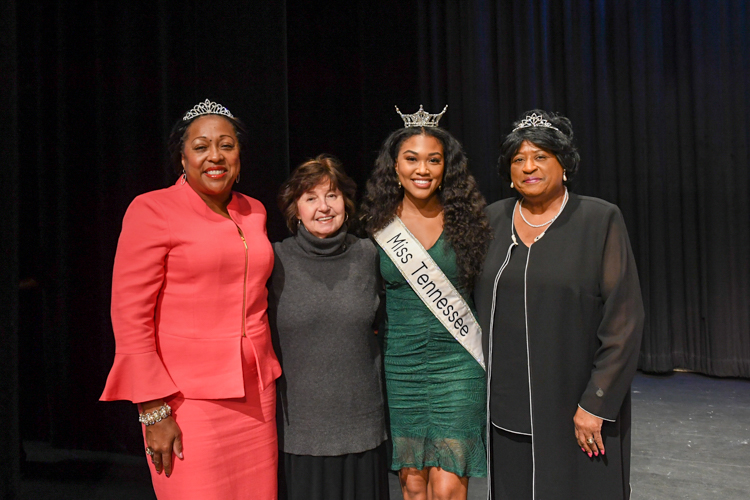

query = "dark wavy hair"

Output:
[[361, 127, 490, 290], [167, 109, 250, 176], [278, 154, 357, 235], [497, 109, 580, 187]]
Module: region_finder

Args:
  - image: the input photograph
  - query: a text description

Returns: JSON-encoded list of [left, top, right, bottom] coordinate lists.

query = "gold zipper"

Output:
[[236, 224, 248, 337]]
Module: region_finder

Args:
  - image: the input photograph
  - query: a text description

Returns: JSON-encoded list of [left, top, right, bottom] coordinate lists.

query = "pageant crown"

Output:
[[395, 104, 448, 128], [512, 112, 560, 133], [182, 99, 234, 121]]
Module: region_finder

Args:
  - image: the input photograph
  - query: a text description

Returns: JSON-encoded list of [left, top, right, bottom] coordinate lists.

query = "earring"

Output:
[[439, 184, 443, 191], [510, 181, 514, 189], [398, 180, 402, 189], [181, 169, 187, 185], [562, 170, 567, 182], [235, 172, 241, 184], [345, 213, 349, 222]]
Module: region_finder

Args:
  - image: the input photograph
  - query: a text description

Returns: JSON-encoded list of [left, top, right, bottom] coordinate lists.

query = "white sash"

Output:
[[374, 217, 485, 370]]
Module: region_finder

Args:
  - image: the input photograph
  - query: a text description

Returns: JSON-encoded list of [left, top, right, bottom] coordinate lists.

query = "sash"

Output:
[[374, 217, 485, 370]]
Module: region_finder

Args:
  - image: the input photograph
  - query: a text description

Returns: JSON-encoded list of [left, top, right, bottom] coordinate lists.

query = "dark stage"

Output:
[[4, 1, 750, 498], [18, 372, 750, 500]]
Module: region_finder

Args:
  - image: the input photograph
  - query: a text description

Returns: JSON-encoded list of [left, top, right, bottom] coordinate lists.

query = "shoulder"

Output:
[[125, 185, 181, 218], [346, 234, 377, 254], [485, 197, 516, 229], [232, 191, 267, 215], [273, 236, 297, 257], [571, 194, 623, 222]]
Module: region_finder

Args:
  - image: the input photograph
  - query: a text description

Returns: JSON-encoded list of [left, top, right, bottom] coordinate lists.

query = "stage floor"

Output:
[[19, 372, 750, 499]]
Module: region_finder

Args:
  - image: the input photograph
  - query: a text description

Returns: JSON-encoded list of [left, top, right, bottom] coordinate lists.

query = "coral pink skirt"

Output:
[[146, 335, 278, 499]]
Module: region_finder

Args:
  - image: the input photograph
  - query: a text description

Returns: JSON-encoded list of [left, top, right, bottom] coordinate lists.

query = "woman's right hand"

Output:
[[142, 400, 183, 477]]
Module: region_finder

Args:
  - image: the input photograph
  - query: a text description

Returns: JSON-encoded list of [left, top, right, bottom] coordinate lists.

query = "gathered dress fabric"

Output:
[[100, 179, 282, 500], [378, 232, 487, 478], [474, 194, 644, 500], [268, 225, 389, 500]]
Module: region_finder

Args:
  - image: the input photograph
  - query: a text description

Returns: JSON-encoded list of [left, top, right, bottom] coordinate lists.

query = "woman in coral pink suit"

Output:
[[100, 100, 281, 499]]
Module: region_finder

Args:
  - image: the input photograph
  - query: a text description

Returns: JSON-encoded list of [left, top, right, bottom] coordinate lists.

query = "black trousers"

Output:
[[490, 425, 533, 500]]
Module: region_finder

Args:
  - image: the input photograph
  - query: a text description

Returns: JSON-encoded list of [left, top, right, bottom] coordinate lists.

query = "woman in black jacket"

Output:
[[474, 110, 644, 500]]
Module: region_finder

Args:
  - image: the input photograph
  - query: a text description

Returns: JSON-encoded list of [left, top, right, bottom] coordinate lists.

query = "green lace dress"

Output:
[[379, 233, 487, 477]]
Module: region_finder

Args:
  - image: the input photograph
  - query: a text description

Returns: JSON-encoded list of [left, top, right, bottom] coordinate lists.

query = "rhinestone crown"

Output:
[[395, 104, 448, 128], [182, 99, 234, 121], [512, 112, 561, 133]]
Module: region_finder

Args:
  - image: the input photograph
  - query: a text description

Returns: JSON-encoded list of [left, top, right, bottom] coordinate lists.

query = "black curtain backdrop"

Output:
[[4, 0, 750, 496], [14, 1, 290, 457], [415, 0, 750, 377]]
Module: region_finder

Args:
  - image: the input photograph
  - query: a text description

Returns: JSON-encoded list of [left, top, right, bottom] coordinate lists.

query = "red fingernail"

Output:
[[601, 449, 605, 455], [588, 452, 592, 458], [594, 451, 599, 456], [581, 447, 586, 452]]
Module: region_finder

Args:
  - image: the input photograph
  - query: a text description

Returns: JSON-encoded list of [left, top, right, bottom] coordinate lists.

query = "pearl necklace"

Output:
[[518, 187, 569, 228]]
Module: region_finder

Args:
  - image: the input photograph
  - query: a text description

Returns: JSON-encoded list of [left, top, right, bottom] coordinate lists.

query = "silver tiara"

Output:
[[395, 104, 448, 128], [182, 99, 234, 121], [512, 112, 560, 133]]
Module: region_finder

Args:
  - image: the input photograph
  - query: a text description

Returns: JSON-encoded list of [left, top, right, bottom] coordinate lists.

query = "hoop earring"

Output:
[[562, 170, 567, 182], [181, 170, 187, 185], [345, 213, 349, 222]]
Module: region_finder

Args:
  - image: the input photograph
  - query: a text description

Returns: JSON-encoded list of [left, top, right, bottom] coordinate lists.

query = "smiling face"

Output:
[[510, 140, 565, 203], [181, 115, 240, 203], [395, 133, 445, 204], [295, 179, 347, 238]]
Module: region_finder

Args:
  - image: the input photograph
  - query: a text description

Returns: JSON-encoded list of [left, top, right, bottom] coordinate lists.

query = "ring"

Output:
[[146, 447, 155, 456], [586, 438, 594, 445]]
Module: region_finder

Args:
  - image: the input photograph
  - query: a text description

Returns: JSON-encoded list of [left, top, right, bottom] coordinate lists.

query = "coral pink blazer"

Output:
[[101, 180, 281, 403]]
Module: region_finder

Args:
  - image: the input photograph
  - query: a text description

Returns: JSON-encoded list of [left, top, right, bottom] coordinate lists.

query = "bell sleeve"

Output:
[[100, 194, 179, 403], [578, 206, 644, 421]]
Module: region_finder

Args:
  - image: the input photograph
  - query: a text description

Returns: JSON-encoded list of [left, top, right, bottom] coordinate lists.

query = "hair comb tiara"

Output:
[[183, 99, 234, 121], [512, 112, 560, 133], [395, 104, 448, 128]]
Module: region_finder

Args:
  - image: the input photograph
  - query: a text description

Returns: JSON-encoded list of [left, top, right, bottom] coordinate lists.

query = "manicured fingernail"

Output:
[[178, 452, 184, 459], [166, 473, 170, 478], [594, 451, 599, 456], [588, 452, 592, 458], [601, 449, 605, 455], [581, 447, 586, 452]]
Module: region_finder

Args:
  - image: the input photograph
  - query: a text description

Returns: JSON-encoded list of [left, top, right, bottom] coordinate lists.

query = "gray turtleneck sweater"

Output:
[[268, 225, 387, 456]]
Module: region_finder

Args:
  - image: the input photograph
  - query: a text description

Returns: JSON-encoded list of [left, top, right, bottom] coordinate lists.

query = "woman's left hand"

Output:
[[574, 407, 604, 457]]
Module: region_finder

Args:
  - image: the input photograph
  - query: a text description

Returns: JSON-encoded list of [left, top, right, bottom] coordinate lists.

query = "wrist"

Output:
[[139, 403, 172, 426]]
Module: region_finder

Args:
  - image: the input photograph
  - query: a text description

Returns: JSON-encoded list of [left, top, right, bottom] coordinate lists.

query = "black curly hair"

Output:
[[361, 126, 491, 291], [497, 109, 580, 187]]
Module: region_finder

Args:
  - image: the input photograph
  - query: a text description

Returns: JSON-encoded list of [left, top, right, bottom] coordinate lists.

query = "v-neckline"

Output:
[[396, 215, 444, 252]]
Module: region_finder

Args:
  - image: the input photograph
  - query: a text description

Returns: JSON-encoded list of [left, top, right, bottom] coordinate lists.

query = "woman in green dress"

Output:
[[361, 105, 491, 500]]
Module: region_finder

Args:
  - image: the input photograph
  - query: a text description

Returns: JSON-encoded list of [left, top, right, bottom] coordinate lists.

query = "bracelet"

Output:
[[138, 403, 172, 426]]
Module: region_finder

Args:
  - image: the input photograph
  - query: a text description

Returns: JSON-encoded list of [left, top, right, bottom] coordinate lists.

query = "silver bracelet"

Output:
[[138, 403, 172, 426]]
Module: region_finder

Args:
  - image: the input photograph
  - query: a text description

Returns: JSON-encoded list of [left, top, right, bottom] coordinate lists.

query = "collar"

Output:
[[294, 223, 349, 256], [177, 178, 242, 223]]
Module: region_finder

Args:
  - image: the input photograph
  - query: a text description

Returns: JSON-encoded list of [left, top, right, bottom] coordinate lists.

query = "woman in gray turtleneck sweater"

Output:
[[268, 155, 388, 500]]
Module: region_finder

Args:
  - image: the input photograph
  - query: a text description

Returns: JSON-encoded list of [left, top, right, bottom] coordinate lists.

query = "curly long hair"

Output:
[[361, 126, 491, 291]]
